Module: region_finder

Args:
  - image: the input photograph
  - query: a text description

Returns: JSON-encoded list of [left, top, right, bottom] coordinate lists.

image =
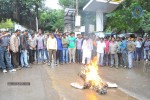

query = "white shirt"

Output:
[[82, 39, 93, 58], [135, 41, 142, 48], [96, 41, 106, 53], [47, 37, 57, 50]]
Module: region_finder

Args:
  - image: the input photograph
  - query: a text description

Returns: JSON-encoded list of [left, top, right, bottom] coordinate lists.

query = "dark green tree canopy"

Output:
[[105, 0, 150, 34], [40, 9, 64, 32], [0, 0, 44, 30]]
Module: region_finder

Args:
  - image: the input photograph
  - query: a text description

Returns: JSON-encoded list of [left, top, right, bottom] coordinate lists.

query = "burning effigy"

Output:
[[71, 56, 118, 95]]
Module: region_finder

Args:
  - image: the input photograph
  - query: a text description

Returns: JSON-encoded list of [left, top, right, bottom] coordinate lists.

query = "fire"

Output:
[[84, 56, 103, 89], [71, 56, 117, 95]]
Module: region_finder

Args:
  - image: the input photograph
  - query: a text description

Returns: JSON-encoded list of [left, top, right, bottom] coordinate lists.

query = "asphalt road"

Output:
[[0, 61, 149, 100]]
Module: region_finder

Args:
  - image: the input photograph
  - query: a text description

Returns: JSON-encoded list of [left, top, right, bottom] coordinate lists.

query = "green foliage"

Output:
[[105, 0, 150, 33], [59, 0, 74, 8], [0, 19, 14, 29], [40, 9, 64, 31], [141, 0, 150, 12], [0, 0, 45, 30], [140, 10, 150, 33], [58, 0, 89, 9]]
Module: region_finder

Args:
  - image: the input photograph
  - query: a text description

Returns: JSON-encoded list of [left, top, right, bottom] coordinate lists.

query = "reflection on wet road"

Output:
[[46, 63, 138, 100]]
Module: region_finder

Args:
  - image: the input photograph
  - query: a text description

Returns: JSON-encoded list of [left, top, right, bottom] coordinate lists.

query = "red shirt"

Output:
[[104, 40, 110, 53]]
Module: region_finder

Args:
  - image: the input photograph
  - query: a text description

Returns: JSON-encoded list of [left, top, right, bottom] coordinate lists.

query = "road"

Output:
[[0, 61, 149, 100]]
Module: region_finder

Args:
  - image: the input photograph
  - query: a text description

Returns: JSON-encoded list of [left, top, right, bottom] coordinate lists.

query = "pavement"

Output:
[[0, 61, 149, 100]]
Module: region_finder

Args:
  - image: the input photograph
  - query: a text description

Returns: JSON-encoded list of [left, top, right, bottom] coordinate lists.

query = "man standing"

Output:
[[20, 30, 29, 68], [117, 38, 122, 67], [120, 37, 127, 68], [96, 38, 106, 67], [143, 38, 150, 61], [109, 37, 118, 68], [55, 33, 63, 65], [135, 37, 142, 61], [104, 37, 110, 66], [62, 33, 69, 64], [82, 35, 93, 65], [43, 32, 49, 63], [0, 31, 16, 73], [10, 29, 20, 69], [68, 32, 76, 63], [127, 37, 136, 69], [76, 34, 83, 64], [28, 33, 37, 64], [36, 29, 45, 64], [47, 34, 57, 67]]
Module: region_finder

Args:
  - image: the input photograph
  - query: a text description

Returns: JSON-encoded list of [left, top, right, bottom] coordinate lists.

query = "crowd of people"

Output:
[[0, 29, 150, 73]]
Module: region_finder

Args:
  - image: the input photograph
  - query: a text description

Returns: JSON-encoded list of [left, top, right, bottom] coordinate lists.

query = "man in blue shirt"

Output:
[[55, 33, 63, 65], [0, 31, 16, 73], [120, 37, 127, 68]]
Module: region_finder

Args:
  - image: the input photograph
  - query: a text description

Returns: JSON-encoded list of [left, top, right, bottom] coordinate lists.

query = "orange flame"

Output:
[[85, 56, 103, 88]]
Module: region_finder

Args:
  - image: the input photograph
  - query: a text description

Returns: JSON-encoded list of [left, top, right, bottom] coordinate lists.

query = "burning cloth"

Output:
[[70, 56, 118, 95]]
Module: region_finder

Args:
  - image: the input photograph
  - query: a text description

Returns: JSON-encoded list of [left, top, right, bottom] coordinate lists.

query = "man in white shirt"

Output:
[[82, 35, 93, 64], [96, 38, 106, 66], [47, 34, 57, 67], [82, 35, 93, 65], [135, 37, 142, 61]]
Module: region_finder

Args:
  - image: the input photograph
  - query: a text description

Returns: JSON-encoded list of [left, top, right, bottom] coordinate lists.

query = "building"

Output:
[[83, 0, 124, 32]]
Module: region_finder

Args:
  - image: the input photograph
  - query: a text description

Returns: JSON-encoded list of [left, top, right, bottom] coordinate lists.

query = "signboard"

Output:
[[75, 16, 81, 26], [81, 26, 85, 32]]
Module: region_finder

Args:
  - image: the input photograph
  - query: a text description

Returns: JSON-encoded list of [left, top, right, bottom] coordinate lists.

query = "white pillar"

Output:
[[96, 11, 103, 31], [36, 16, 38, 32]]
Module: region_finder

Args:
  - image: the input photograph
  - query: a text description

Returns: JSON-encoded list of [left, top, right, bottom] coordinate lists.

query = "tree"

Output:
[[58, 0, 89, 9], [0, 0, 45, 30], [105, 0, 150, 33], [40, 9, 64, 31], [0, 19, 14, 29], [140, 10, 150, 33]]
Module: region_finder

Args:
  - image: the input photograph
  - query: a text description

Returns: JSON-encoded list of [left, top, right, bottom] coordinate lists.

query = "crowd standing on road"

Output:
[[0, 29, 150, 73]]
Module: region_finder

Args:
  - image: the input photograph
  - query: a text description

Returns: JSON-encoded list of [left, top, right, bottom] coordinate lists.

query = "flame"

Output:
[[85, 56, 103, 88]]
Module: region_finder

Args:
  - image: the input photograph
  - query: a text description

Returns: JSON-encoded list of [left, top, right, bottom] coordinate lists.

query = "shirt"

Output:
[[82, 39, 93, 58], [135, 40, 142, 48], [109, 42, 118, 54], [62, 37, 68, 48], [37, 35, 44, 49], [104, 40, 110, 53], [117, 41, 122, 53], [43, 35, 48, 47], [68, 37, 76, 48], [20, 35, 28, 50], [127, 41, 136, 52], [76, 38, 83, 50], [10, 33, 19, 52], [47, 37, 57, 50], [120, 40, 127, 53], [56, 37, 63, 50], [96, 41, 106, 53], [28, 37, 37, 50], [144, 40, 150, 50], [0, 36, 10, 47], [82, 39, 93, 51]]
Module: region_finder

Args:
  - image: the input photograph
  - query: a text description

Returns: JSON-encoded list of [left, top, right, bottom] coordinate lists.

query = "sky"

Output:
[[45, 0, 62, 9]]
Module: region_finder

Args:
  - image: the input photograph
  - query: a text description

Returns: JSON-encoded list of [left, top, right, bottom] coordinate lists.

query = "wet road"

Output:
[[0, 61, 149, 100], [99, 61, 150, 100], [46, 63, 136, 100]]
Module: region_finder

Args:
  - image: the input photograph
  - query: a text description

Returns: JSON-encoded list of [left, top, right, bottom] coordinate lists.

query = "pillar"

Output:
[[96, 11, 103, 31]]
